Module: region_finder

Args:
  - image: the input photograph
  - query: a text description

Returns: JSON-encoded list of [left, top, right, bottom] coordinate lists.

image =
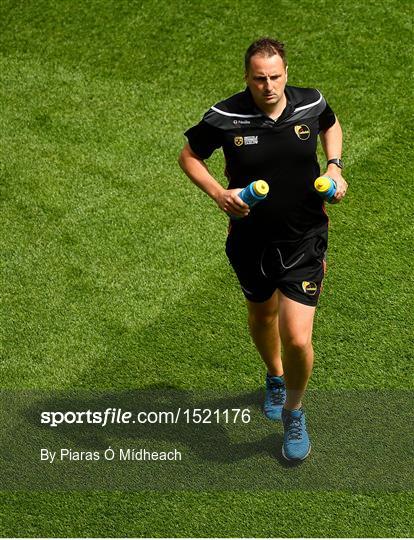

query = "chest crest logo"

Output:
[[234, 136, 244, 146], [294, 125, 311, 140]]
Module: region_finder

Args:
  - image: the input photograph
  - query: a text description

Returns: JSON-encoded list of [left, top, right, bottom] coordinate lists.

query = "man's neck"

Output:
[[263, 94, 287, 120]]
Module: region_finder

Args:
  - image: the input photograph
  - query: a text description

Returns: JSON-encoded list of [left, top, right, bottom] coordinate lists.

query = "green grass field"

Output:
[[1, 0, 413, 536]]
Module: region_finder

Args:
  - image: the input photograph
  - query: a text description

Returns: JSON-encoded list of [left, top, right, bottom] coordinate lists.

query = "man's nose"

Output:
[[264, 77, 272, 88]]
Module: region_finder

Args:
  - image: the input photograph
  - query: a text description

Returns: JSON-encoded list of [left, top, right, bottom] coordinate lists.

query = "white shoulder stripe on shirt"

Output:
[[210, 106, 262, 118], [293, 91, 323, 112]]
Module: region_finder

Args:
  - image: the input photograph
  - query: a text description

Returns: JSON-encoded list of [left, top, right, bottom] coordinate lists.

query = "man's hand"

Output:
[[323, 167, 348, 204], [215, 188, 250, 217]]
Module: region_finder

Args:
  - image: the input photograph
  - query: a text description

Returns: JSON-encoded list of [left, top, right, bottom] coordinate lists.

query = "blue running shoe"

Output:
[[282, 407, 311, 461], [263, 374, 286, 421]]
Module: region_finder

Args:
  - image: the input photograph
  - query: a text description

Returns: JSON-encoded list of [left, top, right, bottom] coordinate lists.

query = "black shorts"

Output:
[[225, 230, 328, 306]]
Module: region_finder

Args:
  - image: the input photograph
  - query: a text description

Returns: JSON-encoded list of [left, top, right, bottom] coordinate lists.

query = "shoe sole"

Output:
[[282, 444, 311, 462]]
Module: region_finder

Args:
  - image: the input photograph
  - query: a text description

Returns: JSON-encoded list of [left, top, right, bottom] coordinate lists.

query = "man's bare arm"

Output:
[[319, 118, 348, 202], [178, 143, 249, 217]]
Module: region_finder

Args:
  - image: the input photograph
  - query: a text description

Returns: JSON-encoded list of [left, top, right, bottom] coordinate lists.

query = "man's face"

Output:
[[245, 54, 288, 111]]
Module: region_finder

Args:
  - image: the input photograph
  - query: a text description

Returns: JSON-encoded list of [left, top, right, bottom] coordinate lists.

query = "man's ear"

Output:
[[286, 65, 288, 81]]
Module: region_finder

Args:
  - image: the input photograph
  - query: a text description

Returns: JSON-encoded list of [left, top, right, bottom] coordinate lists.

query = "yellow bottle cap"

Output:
[[314, 176, 332, 193], [253, 180, 269, 196]]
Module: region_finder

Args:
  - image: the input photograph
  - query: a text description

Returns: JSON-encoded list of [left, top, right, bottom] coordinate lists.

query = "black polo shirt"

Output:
[[184, 85, 336, 243]]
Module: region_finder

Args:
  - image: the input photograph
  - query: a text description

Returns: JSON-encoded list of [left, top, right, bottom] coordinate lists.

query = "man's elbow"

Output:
[[178, 147, 187, 170], [178, 144, 202, 171], [178, 150, 183, 168]]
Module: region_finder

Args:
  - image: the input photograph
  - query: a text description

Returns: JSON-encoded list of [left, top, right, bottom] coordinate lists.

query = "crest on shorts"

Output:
[[234, 136, 244, 146], [294, 125, 311, 140], [302, 281, 317, 295]]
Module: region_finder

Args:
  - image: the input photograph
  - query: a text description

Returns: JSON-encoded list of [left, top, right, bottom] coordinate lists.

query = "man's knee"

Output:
[[248, 309, 278, 328], [277, 293, 315, 352], [281, 332, 312, 352], [247, 292, 279, 328]]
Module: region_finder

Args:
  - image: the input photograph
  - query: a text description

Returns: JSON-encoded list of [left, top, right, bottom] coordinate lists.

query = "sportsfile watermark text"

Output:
[[40, 407, 252, 427]]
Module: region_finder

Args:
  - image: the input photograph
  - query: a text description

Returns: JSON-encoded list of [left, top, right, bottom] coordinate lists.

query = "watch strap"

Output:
[[327, 158, 343, 169]]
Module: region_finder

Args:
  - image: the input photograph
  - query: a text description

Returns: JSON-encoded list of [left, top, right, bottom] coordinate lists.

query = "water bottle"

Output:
[[314, 176, 337, 203], [231, 180, 269, 219], [237, 179, 269, 211]]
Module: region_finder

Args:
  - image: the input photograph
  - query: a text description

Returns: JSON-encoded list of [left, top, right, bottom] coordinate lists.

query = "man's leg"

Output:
[[277, 291, 316, 409], [246, 290, 283, 376], [247, 291, 286, 421], [277, 291, 315, 460]]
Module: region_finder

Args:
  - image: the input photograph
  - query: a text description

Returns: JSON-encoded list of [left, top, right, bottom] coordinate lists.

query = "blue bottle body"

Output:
[[238, 182, 267, 207], [323, 178, 337, 202], [230, 180, 269, 219]]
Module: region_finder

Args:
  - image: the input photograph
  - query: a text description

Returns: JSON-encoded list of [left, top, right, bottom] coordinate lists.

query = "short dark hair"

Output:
[[244, 37, 287, 71]]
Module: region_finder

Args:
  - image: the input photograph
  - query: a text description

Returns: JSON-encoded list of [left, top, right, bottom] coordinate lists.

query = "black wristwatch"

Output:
[[327, 158, 343, 169]]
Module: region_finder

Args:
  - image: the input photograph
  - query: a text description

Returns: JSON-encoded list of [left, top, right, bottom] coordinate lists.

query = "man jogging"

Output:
[[178, 37, 348, 461]]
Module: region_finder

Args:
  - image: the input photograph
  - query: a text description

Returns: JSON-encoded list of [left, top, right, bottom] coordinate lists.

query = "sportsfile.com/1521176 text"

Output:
[[40, 407, 252, 428]]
